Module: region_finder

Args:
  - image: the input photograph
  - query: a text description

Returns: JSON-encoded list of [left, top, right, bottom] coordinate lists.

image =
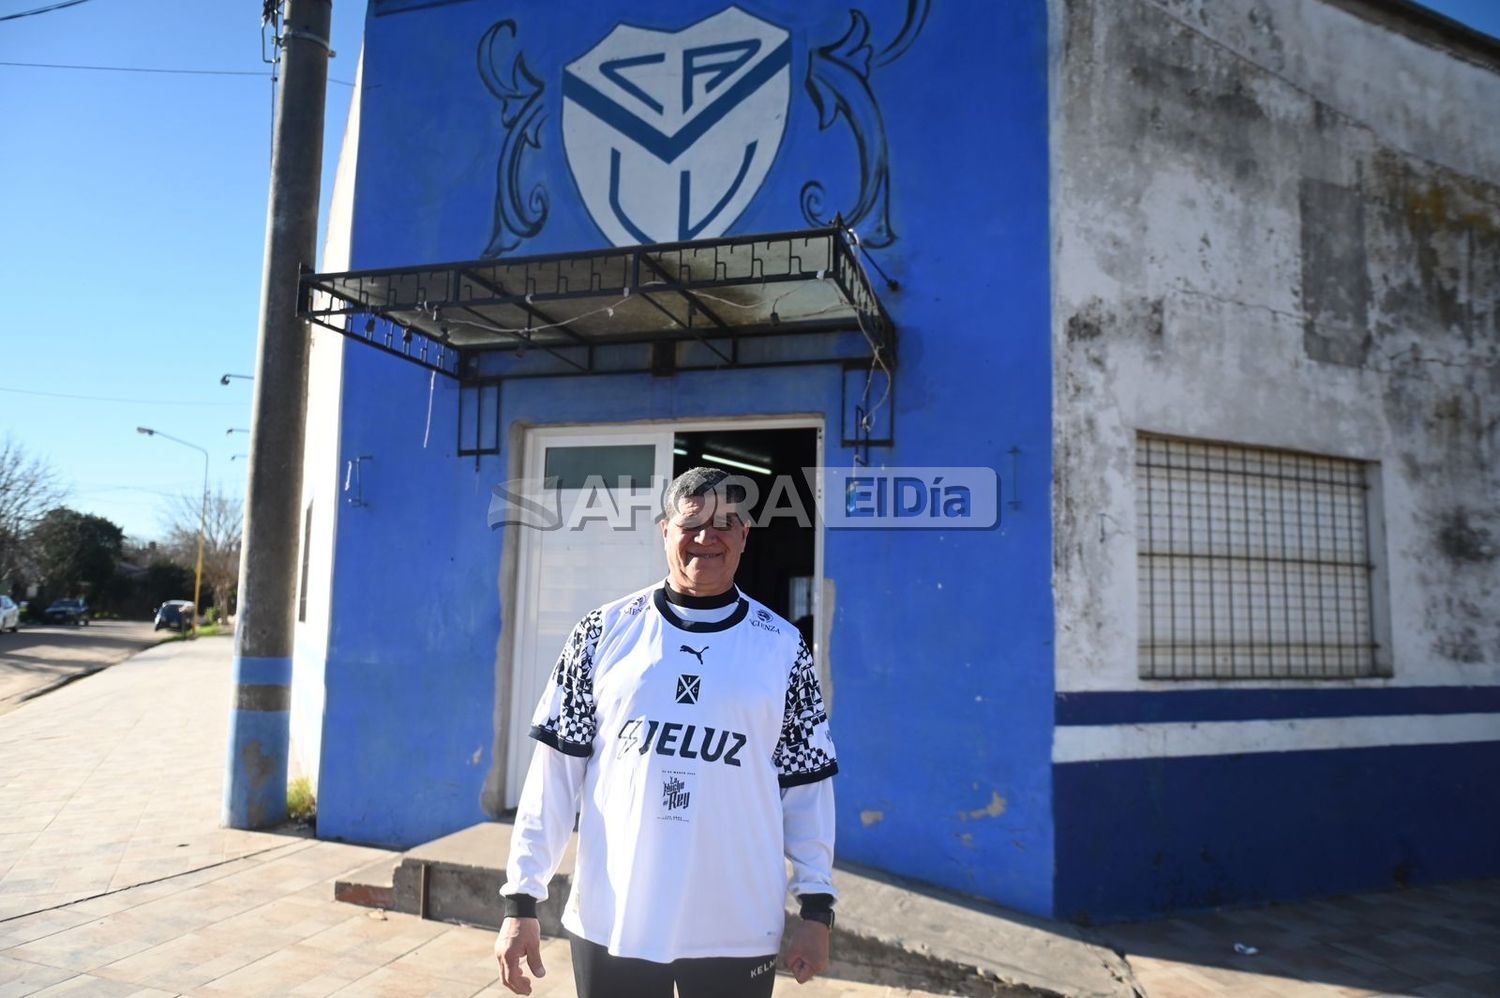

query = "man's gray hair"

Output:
[[661, 466, 748, 519]]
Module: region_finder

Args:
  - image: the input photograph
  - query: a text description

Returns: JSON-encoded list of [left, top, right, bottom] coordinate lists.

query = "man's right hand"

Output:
[[495, 916, 546, 995]]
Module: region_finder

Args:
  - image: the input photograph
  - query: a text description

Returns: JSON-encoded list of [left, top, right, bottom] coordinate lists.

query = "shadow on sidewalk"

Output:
[[1088, 878, 1500, 995]]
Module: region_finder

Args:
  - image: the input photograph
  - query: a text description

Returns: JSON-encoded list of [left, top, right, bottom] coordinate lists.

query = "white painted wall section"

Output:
[[290, 50, 361, 794]]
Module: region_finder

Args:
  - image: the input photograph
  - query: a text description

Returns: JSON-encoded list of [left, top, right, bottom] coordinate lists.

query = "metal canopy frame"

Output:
[[297, 226, 895, 385]]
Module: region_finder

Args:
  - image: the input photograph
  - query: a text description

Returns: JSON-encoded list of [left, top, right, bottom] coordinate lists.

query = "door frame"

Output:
[[500, 415, 826, 807]]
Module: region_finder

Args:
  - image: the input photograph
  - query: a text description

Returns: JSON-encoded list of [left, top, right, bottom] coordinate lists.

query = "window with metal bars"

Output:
[[1135, 433, 1383, 680]]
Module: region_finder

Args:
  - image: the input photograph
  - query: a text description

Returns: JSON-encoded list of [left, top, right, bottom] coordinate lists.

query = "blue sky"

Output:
[[0, 0, 1496, 544], [1426, 0, 1500, 37], [1, 0, 367, 543]]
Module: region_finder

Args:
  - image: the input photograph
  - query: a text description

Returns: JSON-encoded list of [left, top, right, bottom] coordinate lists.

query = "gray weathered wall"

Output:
[[1051, 0, 1500, 694]]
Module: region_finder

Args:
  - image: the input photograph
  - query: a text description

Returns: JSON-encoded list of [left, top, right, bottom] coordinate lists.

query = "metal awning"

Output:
[[297, 226, 894, 382]]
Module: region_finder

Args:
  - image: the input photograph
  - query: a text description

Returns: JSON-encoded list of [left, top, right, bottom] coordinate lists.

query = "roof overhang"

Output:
[[298, 226, 895, 383]]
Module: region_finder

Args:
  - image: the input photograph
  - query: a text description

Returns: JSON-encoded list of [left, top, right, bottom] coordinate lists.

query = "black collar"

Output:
[[654, 586, 749, 633], [663, 582, 741, 609]]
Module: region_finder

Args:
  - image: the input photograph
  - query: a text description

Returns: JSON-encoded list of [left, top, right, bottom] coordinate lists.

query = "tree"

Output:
[[0, 435, 66, 593], [29, 507, 125, 602], [159, 486, 243, 616], [141, 560, 195, 611], [114, 538, 195, 619]]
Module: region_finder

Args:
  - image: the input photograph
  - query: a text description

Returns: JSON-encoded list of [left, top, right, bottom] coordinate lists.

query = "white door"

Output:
[[505, 427, 675, 807]]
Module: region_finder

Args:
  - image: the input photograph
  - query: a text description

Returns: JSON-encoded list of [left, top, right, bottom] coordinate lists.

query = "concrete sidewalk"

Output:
[[2, 637, 1496, 996]]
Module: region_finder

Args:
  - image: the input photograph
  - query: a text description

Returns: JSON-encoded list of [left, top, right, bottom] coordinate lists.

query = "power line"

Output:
[[0, 59, 260, 77], [0, 60, 354, 85], [0, 385, 247, 407], [73, 485, 201, 497], [0, 0, 94, 23]]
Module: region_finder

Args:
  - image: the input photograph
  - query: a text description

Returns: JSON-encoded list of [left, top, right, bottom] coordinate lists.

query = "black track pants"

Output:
[[568, 932, 777, 998]]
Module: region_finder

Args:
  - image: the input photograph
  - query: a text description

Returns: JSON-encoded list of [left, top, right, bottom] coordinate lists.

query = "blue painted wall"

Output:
[[320, 0, 1055, 915], [1054, 741, 1500, 923]]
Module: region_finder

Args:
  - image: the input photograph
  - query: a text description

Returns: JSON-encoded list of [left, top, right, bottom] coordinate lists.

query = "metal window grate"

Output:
[[1135, 434, 1378, 679]]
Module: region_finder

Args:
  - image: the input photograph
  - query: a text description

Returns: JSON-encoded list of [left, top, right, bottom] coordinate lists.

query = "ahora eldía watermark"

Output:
[[486, 467, 999, 531]]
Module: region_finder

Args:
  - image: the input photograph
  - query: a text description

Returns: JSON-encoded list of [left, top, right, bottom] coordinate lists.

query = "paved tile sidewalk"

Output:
[[0, 639, 938, 997], [5, 636, 1496, 996]]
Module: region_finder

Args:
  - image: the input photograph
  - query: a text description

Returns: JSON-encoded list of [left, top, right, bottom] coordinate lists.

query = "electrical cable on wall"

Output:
[[840, 225, 894, 454], [429, 276, 849, 338], [423, 370, 435, 448]]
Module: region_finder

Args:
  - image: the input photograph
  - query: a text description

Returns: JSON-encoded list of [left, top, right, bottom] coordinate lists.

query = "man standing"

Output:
[[496, 467, 838, 997]]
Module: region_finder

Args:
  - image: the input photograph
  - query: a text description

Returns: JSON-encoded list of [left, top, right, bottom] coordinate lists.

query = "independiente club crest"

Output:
[[478, 3, 930, 256]]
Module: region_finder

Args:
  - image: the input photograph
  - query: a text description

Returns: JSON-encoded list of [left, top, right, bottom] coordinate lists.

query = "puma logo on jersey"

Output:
[[680, 644, 708, 665], [621, 718, 745, 766]]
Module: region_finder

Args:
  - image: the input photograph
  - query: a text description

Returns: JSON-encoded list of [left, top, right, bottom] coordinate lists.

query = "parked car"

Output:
[[0, 595, 19, 633], [154, 600, 196, 632], [43, 599, 91, 626]]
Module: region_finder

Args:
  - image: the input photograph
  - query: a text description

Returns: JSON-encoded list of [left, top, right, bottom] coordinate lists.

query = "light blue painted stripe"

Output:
[[233, 655, 293, 688]]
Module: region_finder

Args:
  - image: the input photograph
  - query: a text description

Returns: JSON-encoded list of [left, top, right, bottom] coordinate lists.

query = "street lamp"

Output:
[[137, 426, 208, 638], [219, 373, 253, 386]]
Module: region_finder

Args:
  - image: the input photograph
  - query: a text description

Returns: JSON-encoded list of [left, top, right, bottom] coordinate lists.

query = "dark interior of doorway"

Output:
[[673, 428, 817, 647]]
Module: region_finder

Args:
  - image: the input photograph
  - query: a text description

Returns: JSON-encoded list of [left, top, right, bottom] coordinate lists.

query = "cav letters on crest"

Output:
[[562, 6, 791, 246]]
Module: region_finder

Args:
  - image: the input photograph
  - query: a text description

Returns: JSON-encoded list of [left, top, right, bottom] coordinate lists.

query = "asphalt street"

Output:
[[0, 619, 162, 715]]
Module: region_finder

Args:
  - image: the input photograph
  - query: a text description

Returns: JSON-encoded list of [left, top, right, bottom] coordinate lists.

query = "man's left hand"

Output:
[[785, 919, 830, 984]]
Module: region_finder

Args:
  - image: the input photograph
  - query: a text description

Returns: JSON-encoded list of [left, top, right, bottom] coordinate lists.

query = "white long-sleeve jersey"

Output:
[[501, 583, 838, 963]]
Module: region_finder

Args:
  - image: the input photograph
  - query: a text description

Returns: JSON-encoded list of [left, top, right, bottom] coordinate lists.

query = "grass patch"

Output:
[[288, 777, 317, 823], [157, 622, 229, 642]]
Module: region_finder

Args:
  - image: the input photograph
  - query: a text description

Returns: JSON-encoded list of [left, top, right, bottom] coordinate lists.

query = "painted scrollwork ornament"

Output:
[[801, 0, 930, 248], [479, 20, 549, 258]]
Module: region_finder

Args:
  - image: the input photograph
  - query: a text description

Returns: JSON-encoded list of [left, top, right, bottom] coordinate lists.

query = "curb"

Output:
[[332, 823, 1136, 997]]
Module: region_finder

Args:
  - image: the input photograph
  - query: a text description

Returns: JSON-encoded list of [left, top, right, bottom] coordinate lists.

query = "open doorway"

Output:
[[504, 421, 821, 807], [673, 427, 818, 648]]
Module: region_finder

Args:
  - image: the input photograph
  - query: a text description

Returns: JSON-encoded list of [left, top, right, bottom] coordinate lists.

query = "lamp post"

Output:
[[137, 427, 208, 638]]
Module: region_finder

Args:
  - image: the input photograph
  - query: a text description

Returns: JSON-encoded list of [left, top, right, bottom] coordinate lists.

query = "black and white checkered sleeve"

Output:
[[528, 609, 603, 758], [773, 639, 838, 788]]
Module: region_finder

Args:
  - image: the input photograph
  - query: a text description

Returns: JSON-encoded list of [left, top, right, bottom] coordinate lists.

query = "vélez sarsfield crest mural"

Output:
[[479, 3, 929, 256], [562, 7, 791, 246]]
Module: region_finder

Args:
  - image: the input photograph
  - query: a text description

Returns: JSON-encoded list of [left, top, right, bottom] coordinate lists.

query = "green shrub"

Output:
[[287, 777, 317, 823]]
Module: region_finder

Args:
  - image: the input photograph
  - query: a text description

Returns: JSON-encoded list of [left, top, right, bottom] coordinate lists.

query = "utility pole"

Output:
[[226, 0, 332, 829]]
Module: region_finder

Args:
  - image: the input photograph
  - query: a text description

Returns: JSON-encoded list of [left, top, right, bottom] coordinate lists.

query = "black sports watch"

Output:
[[801, 908, 835, 929]]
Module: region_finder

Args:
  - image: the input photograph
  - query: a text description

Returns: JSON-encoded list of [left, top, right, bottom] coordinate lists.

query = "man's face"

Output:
[[660, 493, 750, 596]]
